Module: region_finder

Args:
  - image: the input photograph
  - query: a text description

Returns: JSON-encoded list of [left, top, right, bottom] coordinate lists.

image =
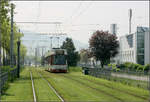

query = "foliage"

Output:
[[0, 1, 27, 65], [61, 37, 79, 66], [79, 49, 91, 64], [108, 64, 120, 72], [111, 62, 149, 73], [89, 30, 119, 68], [1, 66, 16, 73], [137, 65, 144, 72], [144, 64, 150, 73]]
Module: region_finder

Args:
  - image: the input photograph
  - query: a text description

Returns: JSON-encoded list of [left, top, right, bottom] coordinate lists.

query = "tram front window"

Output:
[[53, 55, 66, 65]]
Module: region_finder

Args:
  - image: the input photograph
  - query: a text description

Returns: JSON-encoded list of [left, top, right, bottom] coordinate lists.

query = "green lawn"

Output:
[[1, 68, 33, 101], [1, 67, 149, 102], [31, 68, 60, 101], [40, 70, 120, 102], [39, 69, 149, 102], [66, 72, 149, 101]]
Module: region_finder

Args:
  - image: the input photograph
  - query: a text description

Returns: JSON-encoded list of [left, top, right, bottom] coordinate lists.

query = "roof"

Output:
[[44, 49, 67, 58]]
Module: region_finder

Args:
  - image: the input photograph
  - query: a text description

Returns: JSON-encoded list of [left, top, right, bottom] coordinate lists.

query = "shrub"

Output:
[[133, 64, 140, 70], [124, 62, 132, 70], [136, 65, 144, 72], [119, 64, 126, 70], [144, 64, 150, 73], [1, 81, 9, 94]]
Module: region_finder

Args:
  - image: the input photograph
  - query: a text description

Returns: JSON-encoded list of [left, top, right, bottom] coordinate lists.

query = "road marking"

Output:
[[38, 72, 64, 102], [30, 71, 36, 102]]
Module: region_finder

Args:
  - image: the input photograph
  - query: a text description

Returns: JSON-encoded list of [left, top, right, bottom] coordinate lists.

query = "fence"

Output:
[[82, 65, 149, 90], [0, 68, 18, 94]]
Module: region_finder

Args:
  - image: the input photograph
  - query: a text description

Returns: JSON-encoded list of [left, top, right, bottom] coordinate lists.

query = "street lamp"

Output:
[[17, 29, 21, 78]]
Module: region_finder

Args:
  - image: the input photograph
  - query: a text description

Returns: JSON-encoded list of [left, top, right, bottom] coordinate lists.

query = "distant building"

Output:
[[115, 26, 150, 65], [110, 24, 117, 35]]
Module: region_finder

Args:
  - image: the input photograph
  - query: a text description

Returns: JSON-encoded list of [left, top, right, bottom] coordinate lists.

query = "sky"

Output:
[[12, 1, 149, 45]]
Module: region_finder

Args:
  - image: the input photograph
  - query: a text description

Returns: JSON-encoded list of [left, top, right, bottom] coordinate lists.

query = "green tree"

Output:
[[79, 49, 92, 64], [89, 30, 119, 68], [61, 37, 79, 66], [0, 1, 27, 65]]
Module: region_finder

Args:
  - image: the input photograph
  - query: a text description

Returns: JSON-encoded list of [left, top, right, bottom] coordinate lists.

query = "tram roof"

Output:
[[44, 48, 67, 57]]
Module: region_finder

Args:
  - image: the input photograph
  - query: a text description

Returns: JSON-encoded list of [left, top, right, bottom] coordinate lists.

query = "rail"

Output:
[[38, 72, 64, 102], [30, 71, 36, 102]]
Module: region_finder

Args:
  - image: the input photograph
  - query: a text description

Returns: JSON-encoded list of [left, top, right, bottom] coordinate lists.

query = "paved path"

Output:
[[111, 73, 149, 82]]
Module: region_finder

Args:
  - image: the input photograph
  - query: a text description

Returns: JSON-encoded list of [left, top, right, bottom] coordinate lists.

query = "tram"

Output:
[[44, 48, 68, 73]]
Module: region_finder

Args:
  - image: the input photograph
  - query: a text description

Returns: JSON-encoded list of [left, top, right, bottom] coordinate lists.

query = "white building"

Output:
[[116, 26, 150, 65]]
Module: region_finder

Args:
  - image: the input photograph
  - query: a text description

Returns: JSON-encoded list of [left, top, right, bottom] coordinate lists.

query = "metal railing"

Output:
[[81, 65, 149, 90], [0, 68, 17, 94]]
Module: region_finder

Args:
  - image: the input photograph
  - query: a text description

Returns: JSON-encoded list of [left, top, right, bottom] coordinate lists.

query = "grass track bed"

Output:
[[61, 74, 148, 102], [31, 68, 60, 101], [65, 72, 149, 100], [1, 67, 149, 102], [73, 72, 149, 98], [40, 69, 149, 102], [39, 70, 120, 102], [1, 68, 33, 101]]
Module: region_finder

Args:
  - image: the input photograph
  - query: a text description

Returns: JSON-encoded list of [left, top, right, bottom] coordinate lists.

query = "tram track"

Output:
[[30, 71, 37, 102], [59, 74, 124, 102], [37, 71, 65, 102], [65, 74, 149, 101]]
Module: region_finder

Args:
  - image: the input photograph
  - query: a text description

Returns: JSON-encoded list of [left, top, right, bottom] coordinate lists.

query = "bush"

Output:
[[124, 62, 132, 70], [119, 64, 126, 70], [136, 65, 144, 72], [118, 62, 145, 72], [107, 64, 120, 72], [144, 64, 150, 73], [1, 82, 9, 94]]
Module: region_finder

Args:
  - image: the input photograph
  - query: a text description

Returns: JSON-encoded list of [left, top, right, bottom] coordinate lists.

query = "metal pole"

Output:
[[58, 37, 59, 48], [0, 0, 2, 99], [50, 37, 52, 49], [17, 39, 20, 78], [35, 48, 37, 67], [10, 3, 14, 68], [149, 70, 150, 102]]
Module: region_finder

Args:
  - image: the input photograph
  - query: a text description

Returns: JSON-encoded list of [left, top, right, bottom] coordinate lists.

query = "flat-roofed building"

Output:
[[116, 26, 149, 65]]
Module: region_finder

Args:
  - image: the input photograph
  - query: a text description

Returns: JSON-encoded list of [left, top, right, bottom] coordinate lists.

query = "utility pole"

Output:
[[10, 3, 14, 68], [17, 32, 21, 78], [35, 48, 37, 67], [50, 37, 53, 49], [149, 70, 150, 102], [0, 0, 2, 100]]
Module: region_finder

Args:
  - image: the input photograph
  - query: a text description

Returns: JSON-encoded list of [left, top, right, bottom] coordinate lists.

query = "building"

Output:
[[110, 24, 117, 35], [116, 26, 150, 65]]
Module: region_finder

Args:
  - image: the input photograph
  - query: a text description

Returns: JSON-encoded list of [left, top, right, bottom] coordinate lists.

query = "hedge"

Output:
[[108, 62, 150, 73]]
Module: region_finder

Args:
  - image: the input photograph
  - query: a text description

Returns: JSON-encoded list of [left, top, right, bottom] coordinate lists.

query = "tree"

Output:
[[89, 30, 119, 68], [79, 49, 92, 65], [61, 37, 79, 66], [0, 1, 27, 66]]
